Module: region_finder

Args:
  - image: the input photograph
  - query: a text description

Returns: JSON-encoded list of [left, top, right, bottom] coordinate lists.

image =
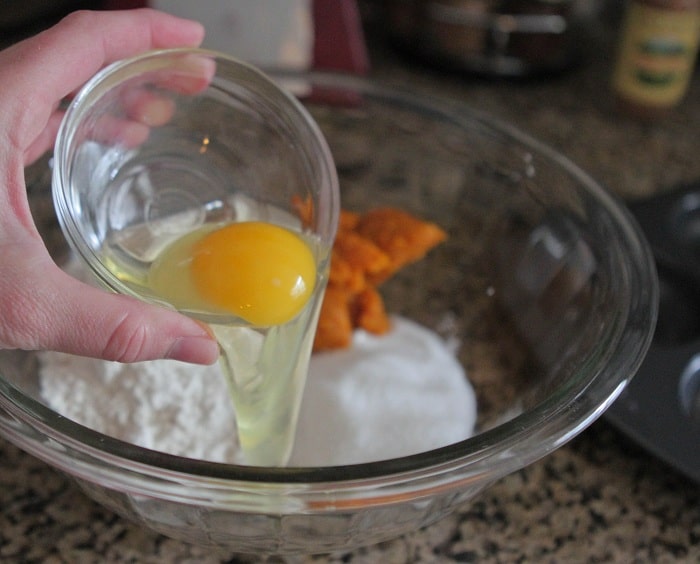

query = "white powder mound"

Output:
[[290, 317, 476, 465], [39, 317, 476, 466], [39, 353, 243, 464]]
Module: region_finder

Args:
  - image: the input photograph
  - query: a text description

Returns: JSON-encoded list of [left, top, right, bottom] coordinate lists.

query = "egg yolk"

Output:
[[190, 222, 316, 326]]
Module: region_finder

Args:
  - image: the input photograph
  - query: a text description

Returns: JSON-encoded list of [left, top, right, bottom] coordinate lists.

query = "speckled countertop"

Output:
[[2, 12, 700, 564]]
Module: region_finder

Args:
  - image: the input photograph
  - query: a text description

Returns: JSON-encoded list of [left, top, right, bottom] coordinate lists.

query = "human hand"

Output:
[[0, 9, 219, 364]]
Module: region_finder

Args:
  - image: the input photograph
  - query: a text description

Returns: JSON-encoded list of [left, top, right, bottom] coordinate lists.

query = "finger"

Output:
[[49, 273, 220, 364], [2, 9, 205, 152], [18, 9, 206, 101], [25, 110, 152, 166], [119, 58, 215, 127], [23, 109, 65, 164], [0, 248, 219, 364], [25, 57, 215, 163], [26, 110, 154, 165], [134, 53, 217, 97], [123, 90, 177, 127], [89, 113, 153, 147]]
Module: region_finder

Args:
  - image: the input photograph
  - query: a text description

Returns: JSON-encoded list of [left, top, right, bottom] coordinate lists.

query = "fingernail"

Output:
[[167, 336, 219, 365]]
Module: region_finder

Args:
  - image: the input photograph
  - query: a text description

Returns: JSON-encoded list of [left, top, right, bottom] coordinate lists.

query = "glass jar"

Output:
[[612, 0, 700, 119]]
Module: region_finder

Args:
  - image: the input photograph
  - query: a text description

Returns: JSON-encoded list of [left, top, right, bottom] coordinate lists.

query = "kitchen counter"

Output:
[[2, 14, 700, 564]]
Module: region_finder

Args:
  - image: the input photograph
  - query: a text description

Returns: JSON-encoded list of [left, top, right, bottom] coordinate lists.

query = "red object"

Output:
[[102, 0, 147, 8], [312, 0, 369, 74], [104, 0, 370, 75]]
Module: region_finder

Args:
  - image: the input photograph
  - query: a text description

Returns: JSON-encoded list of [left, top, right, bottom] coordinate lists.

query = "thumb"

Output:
[[1, 251, 219, 364]]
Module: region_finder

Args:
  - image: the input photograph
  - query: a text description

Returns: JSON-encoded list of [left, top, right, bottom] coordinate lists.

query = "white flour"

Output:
[[39, 317, 477, 466], [39, 351, 243, 463]]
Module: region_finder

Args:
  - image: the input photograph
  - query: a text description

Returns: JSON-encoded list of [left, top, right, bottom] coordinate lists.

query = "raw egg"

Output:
[[148, 222, 316, 326]]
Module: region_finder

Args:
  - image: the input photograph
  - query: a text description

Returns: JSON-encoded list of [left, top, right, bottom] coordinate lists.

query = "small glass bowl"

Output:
[[50, 48, 339, 314], [0, 66, 657, 556]]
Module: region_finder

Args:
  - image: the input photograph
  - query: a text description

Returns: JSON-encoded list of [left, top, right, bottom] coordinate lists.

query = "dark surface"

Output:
[[607, 182, 700, 484]]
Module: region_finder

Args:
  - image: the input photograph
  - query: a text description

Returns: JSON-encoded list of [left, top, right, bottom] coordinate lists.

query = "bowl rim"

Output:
[[1, 68, 658, 504]]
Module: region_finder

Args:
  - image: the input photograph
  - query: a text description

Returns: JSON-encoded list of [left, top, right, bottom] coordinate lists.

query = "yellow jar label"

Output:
[[613, 4, 700, 107]]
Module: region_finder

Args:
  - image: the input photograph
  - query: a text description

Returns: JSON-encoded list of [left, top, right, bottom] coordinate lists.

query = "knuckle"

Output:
[[59, 9, 97, 30], [102, 314, 150, 363], [0, 288, 46, 350]]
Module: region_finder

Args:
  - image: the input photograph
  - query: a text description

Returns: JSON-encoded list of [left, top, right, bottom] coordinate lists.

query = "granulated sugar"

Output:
[[39, 317, 476, 466], [289, 316, 476, 465]]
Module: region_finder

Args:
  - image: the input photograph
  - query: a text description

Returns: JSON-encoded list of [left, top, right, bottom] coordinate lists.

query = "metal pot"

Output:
[[384, 0, 597, 76]]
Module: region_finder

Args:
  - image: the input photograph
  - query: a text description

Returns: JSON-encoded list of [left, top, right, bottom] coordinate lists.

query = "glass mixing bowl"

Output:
[[0, 67, 657, 556]]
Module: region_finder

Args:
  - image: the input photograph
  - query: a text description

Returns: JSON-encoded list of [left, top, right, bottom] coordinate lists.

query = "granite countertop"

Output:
[[2, 13, 700, 564]]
